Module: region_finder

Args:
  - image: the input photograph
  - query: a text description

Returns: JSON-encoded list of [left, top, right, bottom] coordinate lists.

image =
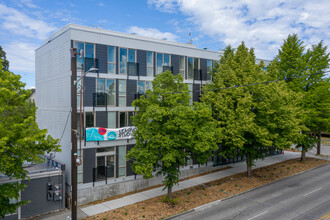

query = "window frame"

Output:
[[118, 145, 126, 177], [156, 52, 171, 74], [179, 56, 185, 78], [96, 78, 116, 106], [118, 79, 126, 107], [74, 41, 95, 71], [108, 46, 116, 74], [147, 51, 154, 77], [119, 47, 136, 74], [207, 59, 212, 81]]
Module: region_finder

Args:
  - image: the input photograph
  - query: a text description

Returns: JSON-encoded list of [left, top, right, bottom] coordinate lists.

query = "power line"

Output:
[[59, 108, 71, 144]]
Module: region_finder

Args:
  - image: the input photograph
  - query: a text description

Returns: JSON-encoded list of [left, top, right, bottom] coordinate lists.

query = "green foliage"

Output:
[[0, 60, 60, 217], [202, 42, 303, 176], [127, 71, 218, 196], [0, 46, 9, 71], [295, 132, 318, 152], [161, 195, 179, 205]]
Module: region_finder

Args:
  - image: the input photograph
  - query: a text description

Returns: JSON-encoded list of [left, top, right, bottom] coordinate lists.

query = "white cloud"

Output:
[[4, 41, 38, 74], [0, 4, 56, 40], [19, 0, 39, 8], [128, 26, 178, 41], [149, 0, 330, 59]]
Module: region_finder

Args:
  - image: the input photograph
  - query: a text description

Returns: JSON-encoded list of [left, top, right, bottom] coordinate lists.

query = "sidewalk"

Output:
[[79, 152, 301, 218]]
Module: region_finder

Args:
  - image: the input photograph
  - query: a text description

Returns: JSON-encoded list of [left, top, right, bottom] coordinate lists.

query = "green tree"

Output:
[[0, 46, 9, 71], [127, 71, 218, 198], [0, 60, 60, 217], [270, 35, 330, 156], [202, 42, 303, 178]]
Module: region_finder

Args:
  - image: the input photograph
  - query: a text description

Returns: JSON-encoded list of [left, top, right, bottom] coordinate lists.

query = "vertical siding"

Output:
[[126, 79, 137, 106], [96, 111, 107, 128], [153, 52, 156, 77], [137, 50, 146, 76], [116, 79, 119, 107], [126, 145, 135, 176], [83, 148, 96, 183], [84, 77, 96, 107], [171, 54, 179, 76], [200, 58, 207, 81], [193, 84, 200, 102], [185, 56, 188, 79], [96, 44, 108, 73], [115, 146, 119, 178]]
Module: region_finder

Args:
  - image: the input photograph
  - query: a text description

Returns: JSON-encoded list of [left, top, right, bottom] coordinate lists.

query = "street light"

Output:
[[71, 48, 98, 220]]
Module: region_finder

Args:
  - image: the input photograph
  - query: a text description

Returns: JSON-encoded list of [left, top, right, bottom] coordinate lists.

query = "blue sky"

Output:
[[0, 0, 329, 88]]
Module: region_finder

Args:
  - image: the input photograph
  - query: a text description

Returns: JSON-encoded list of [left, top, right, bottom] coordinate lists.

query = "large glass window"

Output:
[[147, 51, 153, 77], [146, 81, 152, 91], [118, 80, 126, 106], [120, 48, 136, 74], [86, 112, 94, 127], [179, 56, 185, 78], [156, 53, 171, 74], [157, 53, 163, 74], [119, 112, 134, 127], [119, 48, 127, 74], [118, 146, 126, 177], [75, 41, 84, 70], [106, 79, 115, 106], [137, 81, 145, 95], [97, 79, 116, 106], [75, 42, 95, 71], [187, 57, 194, 79], [108, 46, 116, 74], [207, 59, 212, 80], [108, 112, 116, 128], [97, 79, 106, 106]]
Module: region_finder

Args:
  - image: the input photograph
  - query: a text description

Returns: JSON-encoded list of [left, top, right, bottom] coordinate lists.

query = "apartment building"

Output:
[[36, 24, 227, 204]]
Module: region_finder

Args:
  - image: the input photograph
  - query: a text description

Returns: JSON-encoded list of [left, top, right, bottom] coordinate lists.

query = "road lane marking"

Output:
[[303, 187, 322, 196], [247, 211, 269, 220], [319, 212, 330, 220]]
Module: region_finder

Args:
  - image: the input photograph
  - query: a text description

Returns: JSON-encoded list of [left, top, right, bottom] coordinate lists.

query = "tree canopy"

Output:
[[202, 42, 303, 177], [269, 34, 330, 155], [0, 46, 9, 71], [127, 71, 218, 198], [0, 59, 60, 217]]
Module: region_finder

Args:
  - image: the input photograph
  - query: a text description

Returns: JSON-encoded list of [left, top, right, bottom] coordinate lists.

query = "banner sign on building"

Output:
[[85, 126, 136, 142]]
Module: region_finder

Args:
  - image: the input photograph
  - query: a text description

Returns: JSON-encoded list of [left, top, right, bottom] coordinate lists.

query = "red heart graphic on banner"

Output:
[[98, 127, 107, 135]]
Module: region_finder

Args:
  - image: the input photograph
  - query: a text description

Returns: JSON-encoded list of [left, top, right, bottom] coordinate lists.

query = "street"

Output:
[[173, 163, 330, 220]]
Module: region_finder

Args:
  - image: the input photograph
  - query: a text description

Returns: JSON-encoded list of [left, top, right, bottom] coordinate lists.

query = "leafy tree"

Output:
[[0, 46, 9, 71], [127, 71, 218, 198], [202, 42, 303, 178], [269, 35, 330, 156], [296, 132, 318, 161], [0, 60, 60, 217]]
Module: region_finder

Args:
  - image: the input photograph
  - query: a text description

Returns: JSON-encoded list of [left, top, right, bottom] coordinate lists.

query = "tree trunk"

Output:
[[317, 132, 321, 155], [301, 148, 306, 161], [167, 186, 172, 199], [246, 154, 252, 178]]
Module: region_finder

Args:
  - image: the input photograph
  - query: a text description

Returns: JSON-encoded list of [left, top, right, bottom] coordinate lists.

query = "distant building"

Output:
[[29, 88, 36, 103]]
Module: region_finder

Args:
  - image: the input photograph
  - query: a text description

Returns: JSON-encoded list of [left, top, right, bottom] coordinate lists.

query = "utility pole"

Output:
[[71, 48, 78, 220]]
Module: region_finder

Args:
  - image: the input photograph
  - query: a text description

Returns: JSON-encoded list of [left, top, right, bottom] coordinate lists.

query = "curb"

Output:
[[164, 161, 330, 220]]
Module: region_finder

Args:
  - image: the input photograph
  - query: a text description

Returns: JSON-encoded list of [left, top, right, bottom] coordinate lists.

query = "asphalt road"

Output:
[[173, 163, 330, 220]]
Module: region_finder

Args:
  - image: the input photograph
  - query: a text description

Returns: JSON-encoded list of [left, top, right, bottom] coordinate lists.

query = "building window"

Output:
[[118, 145, 126, 177], [188, 84, 193, 105], [119, 112, 134, 127], [74, 41, 95, 70], [179, 56, 185, 78], [119, 48, 136, 74], [147, 51, 153, 77], [118, 79, 126, 106], [156, 53, 171, 74], [187, 57, 193, 79], [137, 81, 145, 95], [108, 112, 116, 128], [146, 81, 152, 91], [207, 59, 212, 80], [86, 112, 95, 127], [108, 46, 116, 74], [96, 79, 116, 106]]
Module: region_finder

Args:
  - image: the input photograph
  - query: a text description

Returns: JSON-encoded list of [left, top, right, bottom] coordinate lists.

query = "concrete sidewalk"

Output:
[[79, 152, 301, 218]]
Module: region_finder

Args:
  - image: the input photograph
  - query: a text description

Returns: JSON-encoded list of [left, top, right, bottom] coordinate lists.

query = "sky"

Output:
[[0, 0, 329, 89]]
